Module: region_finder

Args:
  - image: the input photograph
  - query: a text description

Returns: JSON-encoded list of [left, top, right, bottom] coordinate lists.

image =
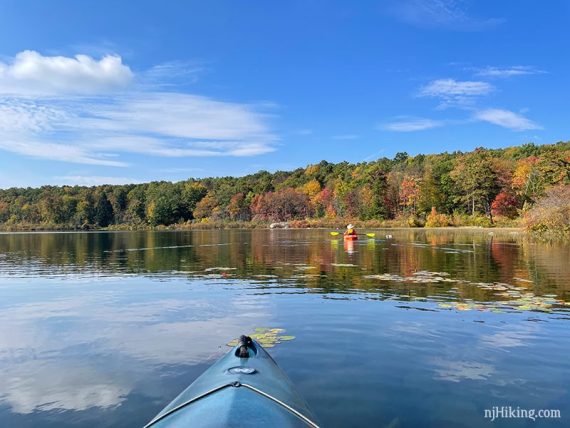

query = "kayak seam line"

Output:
[[241, 383, 320, 428], [144, 381, 319, 428], [143, 383, 232, 428]]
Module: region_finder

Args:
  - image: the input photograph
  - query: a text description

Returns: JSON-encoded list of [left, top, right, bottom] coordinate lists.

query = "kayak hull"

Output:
[[146, 338, 318, 428], [344, 235, 358, 241]]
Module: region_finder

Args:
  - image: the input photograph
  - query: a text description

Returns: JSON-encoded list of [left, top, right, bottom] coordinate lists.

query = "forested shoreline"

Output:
[[1, 142, 569, 235]]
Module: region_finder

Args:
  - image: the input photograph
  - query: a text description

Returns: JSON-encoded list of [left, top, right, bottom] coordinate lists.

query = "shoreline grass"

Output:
[[0, 220, 525, 233]]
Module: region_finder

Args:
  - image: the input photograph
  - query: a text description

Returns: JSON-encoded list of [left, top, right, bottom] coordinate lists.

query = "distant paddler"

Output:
[[344, 224, 358, 241], [329, 226, 375, 239]]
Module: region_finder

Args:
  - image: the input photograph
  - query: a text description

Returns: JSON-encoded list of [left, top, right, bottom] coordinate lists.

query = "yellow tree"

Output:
[[300, 179, 321, 197], [193, 193, 221, 220], [512, 156, 541, 205]]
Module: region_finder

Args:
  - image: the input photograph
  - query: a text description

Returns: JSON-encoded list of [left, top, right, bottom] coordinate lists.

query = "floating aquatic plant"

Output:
[[227, 328, 295, 348], [513, 277, 533, 283], [364, 270, 569, 314], [437, 293, 567, 313], [438, 302, 487, 311], [363, 271, 455, 283]]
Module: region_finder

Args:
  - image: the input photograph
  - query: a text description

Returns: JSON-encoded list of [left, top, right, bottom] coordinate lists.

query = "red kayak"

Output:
[[343, 235, 358, 241]]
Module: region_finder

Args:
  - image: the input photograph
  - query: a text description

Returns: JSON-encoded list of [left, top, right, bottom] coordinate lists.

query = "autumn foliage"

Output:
[[491, 191, 519, 219], [524, 184, 570, 235], [0, 142, 569, 234]]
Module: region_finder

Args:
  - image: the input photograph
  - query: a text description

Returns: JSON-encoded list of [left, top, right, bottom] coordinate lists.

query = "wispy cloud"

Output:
[[0, 98, 127, 166], [387, 0, 503, 31], [474, 65, 545, 78], [475, 108, 541, 131], [156, 167, 205, 174], [141, 60, 204, 87], [0, 138, 128, 167], [389, 66, 543, 134], [381, 117, 444, 132], [419, 78, 493, 108], [0, 51, 277, 166], [331, 134, 359, 140], [55, 176, 142, 186], [419, 79, 493, 98]]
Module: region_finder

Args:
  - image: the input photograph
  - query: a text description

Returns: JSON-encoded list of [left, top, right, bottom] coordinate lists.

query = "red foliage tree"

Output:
[[399, 176, 421, 214], [312, 187, 335, 218], [491, 191, 519, 218], [250, 188, 311, 221]]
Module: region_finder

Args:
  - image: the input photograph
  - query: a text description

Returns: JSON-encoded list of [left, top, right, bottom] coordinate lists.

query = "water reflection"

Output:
[[480, 323, 538, 350], [0, 360, 130, 414], [1, 230, 568, 289], [0, 230, 569, 427], [343, 238, 355, 255], [432, 359, 495, 383], [0, 278, 271, 417]]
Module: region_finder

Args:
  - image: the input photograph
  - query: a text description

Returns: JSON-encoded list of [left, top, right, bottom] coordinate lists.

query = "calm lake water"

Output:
[[0, 229, 569, 427]]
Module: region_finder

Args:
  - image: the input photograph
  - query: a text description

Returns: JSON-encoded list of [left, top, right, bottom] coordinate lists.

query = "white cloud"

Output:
[[387, 0, 503, 31], [0, 51, 277, 166], [474, 65, 544, 78], [382, 117, 444, 132], [475, 108, 541, 131], [0, 50, 133, 96]]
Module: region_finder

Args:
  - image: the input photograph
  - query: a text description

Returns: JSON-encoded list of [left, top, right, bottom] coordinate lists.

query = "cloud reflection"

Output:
[[0, 360, 130, 414], [480, 324, 539, 350], [0, 280, 270, 414], [432, 359, 495, 382]]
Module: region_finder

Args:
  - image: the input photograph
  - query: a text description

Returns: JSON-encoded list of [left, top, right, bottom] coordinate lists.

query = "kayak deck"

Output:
[[147, 386, 312, 428], [146, 336, 319, 428]]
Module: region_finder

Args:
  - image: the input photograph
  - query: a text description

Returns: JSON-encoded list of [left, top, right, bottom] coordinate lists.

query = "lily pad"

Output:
[[279, 335, 295, 341], [227, 328, 295, 348]]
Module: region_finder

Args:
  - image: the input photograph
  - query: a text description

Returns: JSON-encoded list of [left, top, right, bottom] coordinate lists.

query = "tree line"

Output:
[[0, 142, 568, 229]]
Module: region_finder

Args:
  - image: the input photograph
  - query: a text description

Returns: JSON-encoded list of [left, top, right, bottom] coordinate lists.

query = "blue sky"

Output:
[[0, 0, 568, 188]]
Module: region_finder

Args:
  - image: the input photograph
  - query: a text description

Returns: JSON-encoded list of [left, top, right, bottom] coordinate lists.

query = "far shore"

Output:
[[7, 224, 570, 241], [0, 224, 526, 233]]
